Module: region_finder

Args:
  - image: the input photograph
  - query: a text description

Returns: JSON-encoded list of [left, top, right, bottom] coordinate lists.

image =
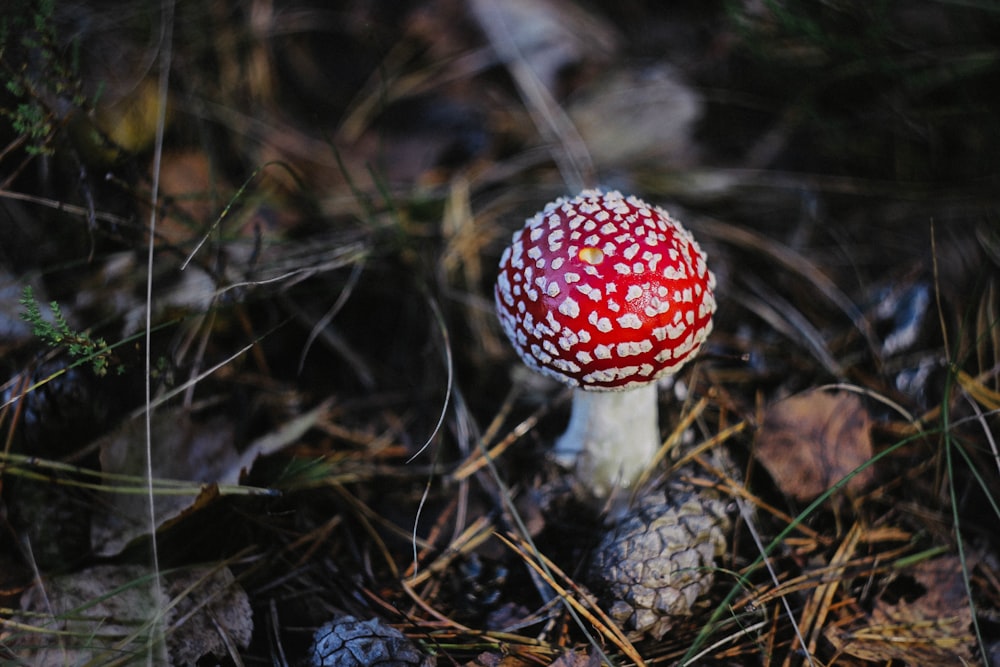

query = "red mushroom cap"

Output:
[[495, 189, 716, 391]]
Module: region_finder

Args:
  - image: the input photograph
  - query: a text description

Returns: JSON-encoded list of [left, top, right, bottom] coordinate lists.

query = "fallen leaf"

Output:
[[754, 389, 875, 502], [153, 150, 229, 247], [465, 653, 502, 667], [549, 647, 603, 667], [92, 409, 237, 556], [92, 401, 328, 555], [826, 555, 976, 664], [14, 564, 167, 666], [14, 564, 252, 666], [164, 566, 254, 665]]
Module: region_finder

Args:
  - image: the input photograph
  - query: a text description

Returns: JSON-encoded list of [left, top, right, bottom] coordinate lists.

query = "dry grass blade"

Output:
[[0, 188, 132, 226], [955, 368, 1000, 412], [0, 451, 275, 496], [399, 578, 477, 635], [496, 531, 646, 667], [738, 275, 843, 377], [699, 216, 878, 361], [404, 514, 495, 587], [795, 521, 862, 666], [633, 395, 710, 493], [451, 388, 559, 482], [468, 0, 597, 190]]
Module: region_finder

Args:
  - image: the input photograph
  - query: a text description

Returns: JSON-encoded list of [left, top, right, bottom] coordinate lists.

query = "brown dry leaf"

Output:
[[14, 564, 167, 665], [549, 647, 602, 667], [826, 555, 976, 664], [14, 564, 251, 666], [92, 402, 328, 555], [92, 409, 237, 556], [164, 566, 254, 665], [464, 653, 503, 667], [754, 390, 875, 502], [154, 150, 229, 247]]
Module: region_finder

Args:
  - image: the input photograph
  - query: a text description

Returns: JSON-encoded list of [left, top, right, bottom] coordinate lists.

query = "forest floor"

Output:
[[1, 1, 999, 665]]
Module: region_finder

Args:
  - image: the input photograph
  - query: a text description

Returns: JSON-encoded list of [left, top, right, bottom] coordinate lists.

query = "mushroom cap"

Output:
[[495, 189, 716, 391]]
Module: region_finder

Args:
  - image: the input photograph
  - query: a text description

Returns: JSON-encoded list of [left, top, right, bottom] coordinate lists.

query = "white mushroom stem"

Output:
[[553, 383, 661, 497]]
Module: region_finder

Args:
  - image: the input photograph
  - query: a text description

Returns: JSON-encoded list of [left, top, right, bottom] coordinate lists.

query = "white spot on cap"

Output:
[[510, 242, 524, 270], [551, 358, 580, 374], [558, 330, 579, 350], [497, 273, 512, 302], [616, 340, 652, 357], [558, 297, 580, 318], [664, 265, 685, 280], [617, 313, 643, 329], [594, 344, 612, 359], [545, 310, 561, 333], [626, 285, 643, 301], [577, 284, 602, 302], [583, 369, 617, 384], [530, 344, 552, 365]]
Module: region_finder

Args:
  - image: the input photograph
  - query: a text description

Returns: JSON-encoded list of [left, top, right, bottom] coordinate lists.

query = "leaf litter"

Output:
[[0, 0, 999, 665], [754, 389, 876, 504]]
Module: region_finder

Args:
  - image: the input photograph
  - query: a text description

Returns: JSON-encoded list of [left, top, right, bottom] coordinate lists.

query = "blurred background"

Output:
[[1, 1, 999, 665]]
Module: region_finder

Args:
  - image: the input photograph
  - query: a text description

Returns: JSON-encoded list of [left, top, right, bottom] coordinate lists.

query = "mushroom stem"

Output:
[[554, 384, 661, 496]]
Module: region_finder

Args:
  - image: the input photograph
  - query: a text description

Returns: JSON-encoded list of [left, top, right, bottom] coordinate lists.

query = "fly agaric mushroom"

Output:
[[494, 189, 716, 496]]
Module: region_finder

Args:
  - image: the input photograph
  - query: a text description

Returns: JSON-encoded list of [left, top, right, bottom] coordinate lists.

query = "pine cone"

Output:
[[587, 474, 731, 640], [307, 616, 432, 667]]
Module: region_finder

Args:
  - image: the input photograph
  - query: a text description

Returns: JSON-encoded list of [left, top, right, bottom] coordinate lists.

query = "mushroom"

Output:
[[494, 189, 716, 497]]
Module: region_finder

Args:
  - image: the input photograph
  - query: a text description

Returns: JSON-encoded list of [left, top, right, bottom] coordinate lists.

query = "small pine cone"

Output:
[[308, 616, 433, 667], [588, 477, 731, 640]]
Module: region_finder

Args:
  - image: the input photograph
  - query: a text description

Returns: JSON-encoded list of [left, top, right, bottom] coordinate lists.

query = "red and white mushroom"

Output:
[[494, 189, 716, 496]]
